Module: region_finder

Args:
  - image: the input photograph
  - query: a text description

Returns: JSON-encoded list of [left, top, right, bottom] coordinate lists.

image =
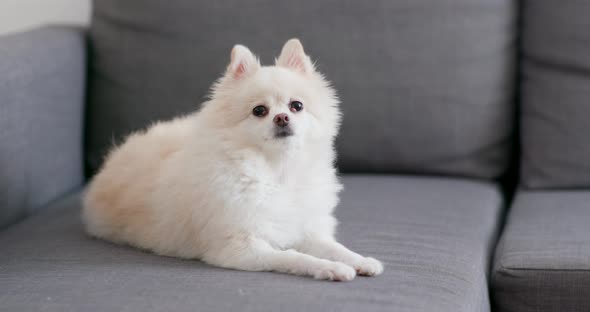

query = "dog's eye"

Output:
[[289, 101, 304, 112], [252, 105, 268, 117]]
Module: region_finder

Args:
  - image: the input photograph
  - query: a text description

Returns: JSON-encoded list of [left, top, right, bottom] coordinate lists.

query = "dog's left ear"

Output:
[[276, 39, 314, 76]]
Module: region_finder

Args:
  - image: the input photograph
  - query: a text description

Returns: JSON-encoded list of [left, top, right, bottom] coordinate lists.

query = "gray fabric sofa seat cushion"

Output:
[[0, 175, 503, 312], [520, 1, 590, 188], [88, 0, 516, 178], [492, 191, 590, 312], [0, 27, 86, 230]]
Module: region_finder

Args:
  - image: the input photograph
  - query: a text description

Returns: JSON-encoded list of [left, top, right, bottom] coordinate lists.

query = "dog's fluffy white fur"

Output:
[[83, 39, 383, 281]]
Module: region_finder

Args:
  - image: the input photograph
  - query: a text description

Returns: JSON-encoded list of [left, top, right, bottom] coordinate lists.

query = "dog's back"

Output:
[[82, 115, 195, 247]]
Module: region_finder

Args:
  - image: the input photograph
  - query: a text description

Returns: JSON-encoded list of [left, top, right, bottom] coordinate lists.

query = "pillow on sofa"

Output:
[[520, 0, 590, 188], [87, 0, 516, 178]]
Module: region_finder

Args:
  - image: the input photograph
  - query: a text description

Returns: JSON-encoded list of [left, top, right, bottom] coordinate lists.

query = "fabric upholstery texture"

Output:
[[492, 190, 590, 312], [0, 175, 504, 312], [0, 26, 86, 230], [87, 0, 517, 178], [519, 0, 590, 188]]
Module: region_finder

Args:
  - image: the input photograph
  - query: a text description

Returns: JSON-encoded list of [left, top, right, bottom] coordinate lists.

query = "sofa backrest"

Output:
[[520, 0, 590, 189], [87, 0, 517, 178]]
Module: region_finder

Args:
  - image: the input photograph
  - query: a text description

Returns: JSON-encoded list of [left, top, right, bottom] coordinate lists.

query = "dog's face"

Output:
[[206, 39, 340, 154]]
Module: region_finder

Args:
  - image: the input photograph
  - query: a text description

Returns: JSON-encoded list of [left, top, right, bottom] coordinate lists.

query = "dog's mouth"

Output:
[[274, 127, 294, 138]]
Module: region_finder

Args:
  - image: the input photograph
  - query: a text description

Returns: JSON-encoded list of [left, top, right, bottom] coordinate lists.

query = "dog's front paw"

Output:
[[313, 262, 356, 282], [354, 257, 384, 277]]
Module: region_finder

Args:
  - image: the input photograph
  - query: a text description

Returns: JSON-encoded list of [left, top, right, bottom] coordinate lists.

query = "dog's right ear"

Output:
[[226, 45, 260, 80]]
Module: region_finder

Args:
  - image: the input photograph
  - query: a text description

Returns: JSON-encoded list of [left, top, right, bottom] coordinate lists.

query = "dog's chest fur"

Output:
[[225, 151, 314, 249]]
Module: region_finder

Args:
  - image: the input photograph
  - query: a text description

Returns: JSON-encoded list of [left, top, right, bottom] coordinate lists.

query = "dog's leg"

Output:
[[297, 238, 383, 276], [202, 238, 356, 281]]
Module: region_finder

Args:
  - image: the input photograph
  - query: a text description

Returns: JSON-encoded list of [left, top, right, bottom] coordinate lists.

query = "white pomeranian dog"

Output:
[[83, 39, 383, 281]]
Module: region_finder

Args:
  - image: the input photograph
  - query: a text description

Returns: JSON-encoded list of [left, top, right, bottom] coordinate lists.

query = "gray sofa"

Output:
[[0, 1, 589, 311]]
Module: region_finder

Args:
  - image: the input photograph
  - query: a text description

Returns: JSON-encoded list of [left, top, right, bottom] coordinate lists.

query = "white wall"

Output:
[[0, 0, 91, 35]]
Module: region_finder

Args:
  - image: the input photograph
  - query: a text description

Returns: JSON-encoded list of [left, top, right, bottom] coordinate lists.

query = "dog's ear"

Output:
[[276, 39, 314, 76], [227, 45, 260, 79]]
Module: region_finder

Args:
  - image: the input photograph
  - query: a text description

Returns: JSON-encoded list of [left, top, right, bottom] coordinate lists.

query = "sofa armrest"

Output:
[[0, 26, 86, 229]]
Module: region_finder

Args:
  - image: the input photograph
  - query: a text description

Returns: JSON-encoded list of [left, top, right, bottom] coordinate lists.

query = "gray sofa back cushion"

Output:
[[520, 1, 590, 189], [0, 27, 85, 229], [87, 0, 516, 177]]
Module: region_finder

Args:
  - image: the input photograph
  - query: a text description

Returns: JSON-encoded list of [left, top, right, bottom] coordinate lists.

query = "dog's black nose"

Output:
[[273, 113, 289, 127]]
